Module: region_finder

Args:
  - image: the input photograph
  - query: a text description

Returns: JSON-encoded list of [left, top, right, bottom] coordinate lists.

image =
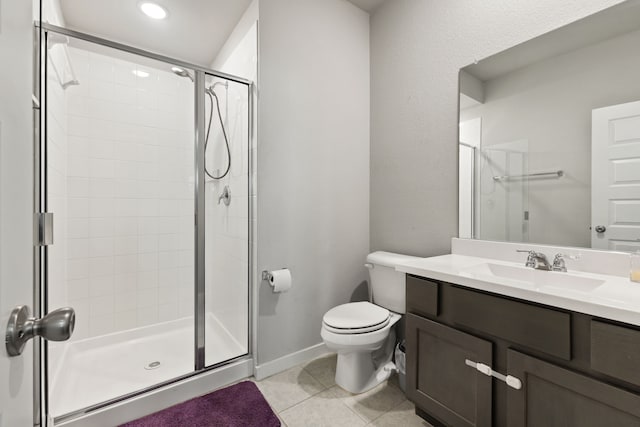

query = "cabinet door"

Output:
[[406, 314, 492, 427], [507, 350, 640, 426]]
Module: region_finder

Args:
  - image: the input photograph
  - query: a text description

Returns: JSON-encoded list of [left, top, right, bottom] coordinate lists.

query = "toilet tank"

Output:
[[366, 251, 421, 314]]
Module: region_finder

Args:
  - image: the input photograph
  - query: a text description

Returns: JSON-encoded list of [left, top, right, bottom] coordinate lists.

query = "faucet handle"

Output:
[[516, 249, 536, 268], [552, 253, 580, 272]]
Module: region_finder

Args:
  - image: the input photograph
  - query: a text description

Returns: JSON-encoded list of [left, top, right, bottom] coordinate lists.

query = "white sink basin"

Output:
[[461, 263, 606, 293]]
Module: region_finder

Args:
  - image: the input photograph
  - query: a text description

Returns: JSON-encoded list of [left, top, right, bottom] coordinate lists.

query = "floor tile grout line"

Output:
[[262, 355, 418, 426], [343, 383, 410, 425], [278, 386, 373, 427], [277, 362, 332, 413], [300, 363, 336, 390], [254, 362, 330, 415], [368, 395, 410, 424], [296, 360, 406, 425], [275, 384, 329, 415], [277, 415, 288, 427], [340, 393, 372, 425], [293, 358, 365, 422]]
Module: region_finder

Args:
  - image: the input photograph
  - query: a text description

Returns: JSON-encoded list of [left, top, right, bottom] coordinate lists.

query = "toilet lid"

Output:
[[323, 302, 390, 332]]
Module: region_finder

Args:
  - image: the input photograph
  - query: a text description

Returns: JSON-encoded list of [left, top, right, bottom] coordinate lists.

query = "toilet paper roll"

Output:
[[269, 269, 292, 293]]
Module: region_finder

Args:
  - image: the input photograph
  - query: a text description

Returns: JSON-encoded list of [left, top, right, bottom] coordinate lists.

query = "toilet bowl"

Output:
[[321, 301, 401, 393], [320, 251, 420, 394]]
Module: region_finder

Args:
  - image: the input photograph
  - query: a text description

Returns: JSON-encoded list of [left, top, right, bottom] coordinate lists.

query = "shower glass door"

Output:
[[45, 34, 196, 418], [203, 74, 251, 367], [42, 23, 253, 422], [478, 141, 530, 242]]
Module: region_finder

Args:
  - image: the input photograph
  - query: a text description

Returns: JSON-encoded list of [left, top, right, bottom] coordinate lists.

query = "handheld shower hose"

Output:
[[204, 86, 231, 180], [171, 67, 231, 180]]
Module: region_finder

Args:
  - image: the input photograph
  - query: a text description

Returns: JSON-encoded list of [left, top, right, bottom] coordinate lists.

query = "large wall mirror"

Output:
[[458, 0, 640, 252]]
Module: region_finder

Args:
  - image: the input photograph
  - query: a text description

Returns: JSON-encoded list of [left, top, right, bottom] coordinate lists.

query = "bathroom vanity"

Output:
[[397, 247, 640, 427], [410, 0, 640, 424]]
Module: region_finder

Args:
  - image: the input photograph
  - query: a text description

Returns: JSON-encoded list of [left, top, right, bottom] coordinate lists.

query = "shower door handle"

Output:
[[5, 305, 75, 357]]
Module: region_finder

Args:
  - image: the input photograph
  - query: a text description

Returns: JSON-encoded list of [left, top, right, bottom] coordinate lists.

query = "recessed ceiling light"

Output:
[[139, 2, 167, 20], [132, 70, 150, 78]]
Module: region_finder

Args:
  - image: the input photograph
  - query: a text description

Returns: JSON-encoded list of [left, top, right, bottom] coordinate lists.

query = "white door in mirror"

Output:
[[592, 101, 640, 252]]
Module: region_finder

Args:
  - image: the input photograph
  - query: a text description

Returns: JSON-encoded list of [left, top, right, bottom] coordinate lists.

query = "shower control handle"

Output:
[[5, 305, 75, 357], [218, 185, 231, 206]]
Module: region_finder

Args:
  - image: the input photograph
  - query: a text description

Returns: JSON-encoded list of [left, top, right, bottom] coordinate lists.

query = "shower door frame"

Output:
[[36, 22, 254, 425]]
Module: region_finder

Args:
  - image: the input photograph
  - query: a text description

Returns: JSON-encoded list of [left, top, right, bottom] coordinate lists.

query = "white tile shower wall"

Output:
[[47, 44, 69, 314], [204, 17, 257, 354], [61, 47, 195, 340]]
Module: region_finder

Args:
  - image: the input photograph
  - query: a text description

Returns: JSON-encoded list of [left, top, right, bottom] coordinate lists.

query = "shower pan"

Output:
[[36, 23, 254, 425]]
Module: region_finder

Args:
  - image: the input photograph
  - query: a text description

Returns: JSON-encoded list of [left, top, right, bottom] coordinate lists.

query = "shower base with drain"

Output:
[[48, 314, 245, 417]]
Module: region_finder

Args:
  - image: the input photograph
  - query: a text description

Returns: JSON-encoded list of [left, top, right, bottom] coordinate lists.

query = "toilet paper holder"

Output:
[[262, 269, 288, 282], [262, 268, 291, 292]]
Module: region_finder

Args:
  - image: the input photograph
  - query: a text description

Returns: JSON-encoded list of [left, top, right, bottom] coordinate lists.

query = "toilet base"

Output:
[[335, 353, 395, 394], [334, 329, 397, 394]]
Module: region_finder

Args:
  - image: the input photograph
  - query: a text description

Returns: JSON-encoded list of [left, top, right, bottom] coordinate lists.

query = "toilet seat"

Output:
[[323, 302, 390, 334]]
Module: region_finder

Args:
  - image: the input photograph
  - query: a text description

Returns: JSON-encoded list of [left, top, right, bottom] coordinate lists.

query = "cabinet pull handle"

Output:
[[465, 359, 522, 390]]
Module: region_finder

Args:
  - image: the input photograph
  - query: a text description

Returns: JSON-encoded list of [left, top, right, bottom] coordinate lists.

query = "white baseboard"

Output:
[[254, 343, 330, 381], [59, 358, 254, 427]]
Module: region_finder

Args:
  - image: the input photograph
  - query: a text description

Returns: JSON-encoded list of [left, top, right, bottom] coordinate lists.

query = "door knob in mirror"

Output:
[[5, 305, 75, 357]]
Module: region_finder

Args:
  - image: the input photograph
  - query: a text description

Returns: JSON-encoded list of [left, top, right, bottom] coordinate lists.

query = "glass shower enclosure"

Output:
[[39, 23, 252, 422], [477, 141, 530, 243]]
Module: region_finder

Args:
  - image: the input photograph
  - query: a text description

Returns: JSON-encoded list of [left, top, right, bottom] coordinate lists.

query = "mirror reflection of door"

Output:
[[592, 101, 640, 251]]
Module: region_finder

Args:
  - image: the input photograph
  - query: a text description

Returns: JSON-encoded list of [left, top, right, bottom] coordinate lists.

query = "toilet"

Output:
[[321, 251, 419, 394]]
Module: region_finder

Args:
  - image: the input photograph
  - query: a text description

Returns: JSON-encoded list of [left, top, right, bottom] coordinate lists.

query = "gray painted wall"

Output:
[[257, 0, 370, 364], [369, 0, 625, 257]]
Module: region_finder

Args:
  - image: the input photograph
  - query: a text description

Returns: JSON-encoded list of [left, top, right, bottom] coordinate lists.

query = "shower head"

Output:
[[209, 81, 229, 91], [171, 66, 194, 82], [206, 81, 229, 96]]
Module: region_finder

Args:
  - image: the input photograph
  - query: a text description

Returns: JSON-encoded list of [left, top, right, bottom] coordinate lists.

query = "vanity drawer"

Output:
[[591, 320, 640, 387], [448, 286, 572, 360], [406, 275, 439, 317]]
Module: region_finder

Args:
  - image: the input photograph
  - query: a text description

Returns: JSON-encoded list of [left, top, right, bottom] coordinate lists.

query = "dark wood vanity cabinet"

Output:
[[506, 350, 640, 426], [405, 274, 640, 427], [406, 314, 492, 427]]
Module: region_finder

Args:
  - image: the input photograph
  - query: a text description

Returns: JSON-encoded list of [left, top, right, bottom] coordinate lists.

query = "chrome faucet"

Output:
[[551, 253, 580, 272], [517, 250, 552, 271]]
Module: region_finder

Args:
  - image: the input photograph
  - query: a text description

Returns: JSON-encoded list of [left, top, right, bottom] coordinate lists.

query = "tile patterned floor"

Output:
[[254, 354, 433, 427]]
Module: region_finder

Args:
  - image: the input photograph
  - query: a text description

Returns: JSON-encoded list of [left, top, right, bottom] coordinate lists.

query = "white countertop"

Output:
[[396, 254, 640, 327]]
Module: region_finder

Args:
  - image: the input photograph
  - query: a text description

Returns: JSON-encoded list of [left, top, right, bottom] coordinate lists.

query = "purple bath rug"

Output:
[[120, 381, 280, 427]]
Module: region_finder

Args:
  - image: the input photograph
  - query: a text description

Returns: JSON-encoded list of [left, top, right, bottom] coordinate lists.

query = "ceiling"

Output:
[[347, 0, 387, 13], [58, 0, 252, 66], [464, 0, 640, 81], [57, 0, 386, 67]]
